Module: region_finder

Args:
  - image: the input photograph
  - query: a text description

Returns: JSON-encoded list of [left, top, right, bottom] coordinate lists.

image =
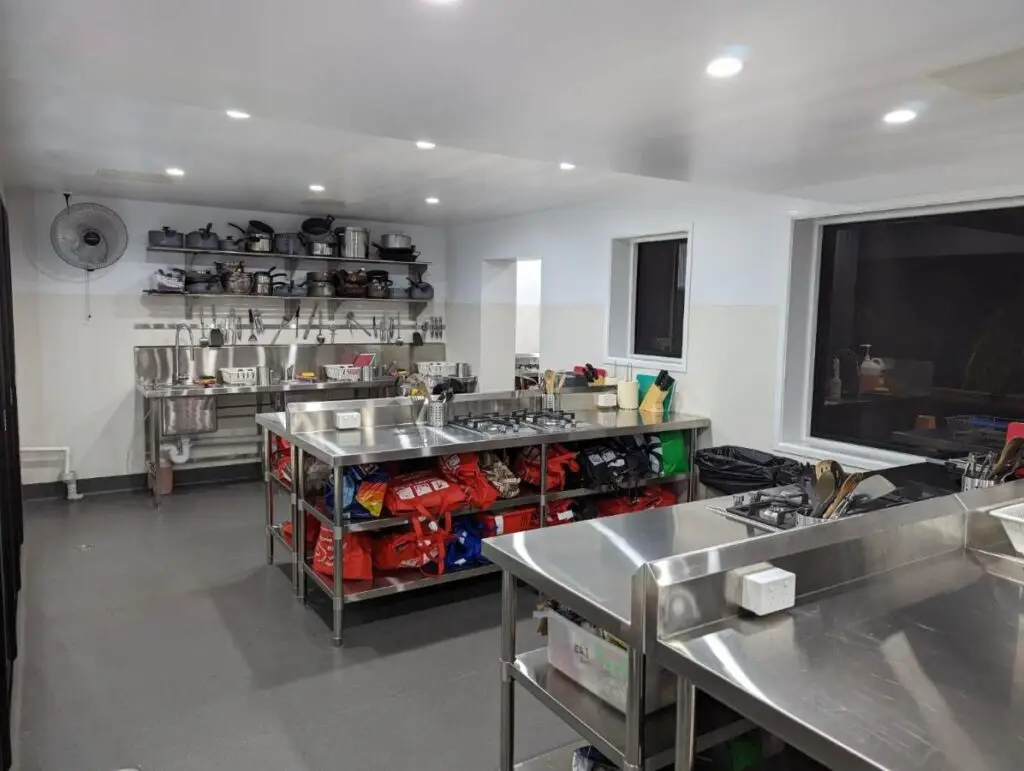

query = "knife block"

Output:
[[639, 385, 668, 413]]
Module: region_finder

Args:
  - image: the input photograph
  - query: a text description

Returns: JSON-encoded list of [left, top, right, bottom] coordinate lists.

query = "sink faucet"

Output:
[[174, 323, 195, 384]]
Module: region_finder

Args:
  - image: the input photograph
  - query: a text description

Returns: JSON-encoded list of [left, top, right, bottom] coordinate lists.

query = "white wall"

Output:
[[447, 181, 808, 450], [515, 259, 541, 354], [9, 189, 447, 483]]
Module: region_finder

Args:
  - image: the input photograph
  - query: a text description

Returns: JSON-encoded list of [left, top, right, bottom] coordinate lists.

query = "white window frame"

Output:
[[775, 193, 1024, 469], [605, 230, 693, 373]]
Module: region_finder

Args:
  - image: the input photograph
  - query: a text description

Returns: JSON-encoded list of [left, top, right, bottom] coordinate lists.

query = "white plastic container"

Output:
[[617, 380, 640, 410], [989, 503, 1024, 556], [546, 612, 675, 713], [219, 367, 257, 385], [415, 361, 458, 377], [594, 391, 618, 410], [324, 364, 361, 382]]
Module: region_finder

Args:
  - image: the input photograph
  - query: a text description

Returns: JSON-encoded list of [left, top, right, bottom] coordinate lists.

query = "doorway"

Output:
[[515, 259, 541, 389]]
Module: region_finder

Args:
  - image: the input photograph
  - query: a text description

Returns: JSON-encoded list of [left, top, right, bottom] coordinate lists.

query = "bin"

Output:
[[695, 446, 805, 495]]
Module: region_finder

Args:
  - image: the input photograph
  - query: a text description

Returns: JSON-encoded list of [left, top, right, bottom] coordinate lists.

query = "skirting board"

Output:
[[22, 462, 262, 501]]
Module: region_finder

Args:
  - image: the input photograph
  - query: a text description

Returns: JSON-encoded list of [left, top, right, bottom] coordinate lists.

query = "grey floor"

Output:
[[17, 482, 577, 770]]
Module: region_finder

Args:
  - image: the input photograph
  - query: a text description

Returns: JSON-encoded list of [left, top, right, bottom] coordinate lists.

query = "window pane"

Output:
[[633, 239, 687, 358], [811, 205, 1024, 458]]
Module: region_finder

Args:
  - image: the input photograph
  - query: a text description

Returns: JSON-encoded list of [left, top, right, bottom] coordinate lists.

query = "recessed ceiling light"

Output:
[[309, 184, 326, 193], [165, 167, 185, 177], [883, 108, 917, 125], [225, 109, 251, 120], [706, 56, 743, 78], [559, 162, 576, 171], [416, 140, 436, 150], [425, 197, 440, 205]]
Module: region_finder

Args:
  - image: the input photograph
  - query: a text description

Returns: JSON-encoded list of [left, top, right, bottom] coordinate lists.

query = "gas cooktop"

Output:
[[448, 409, 588, 436]]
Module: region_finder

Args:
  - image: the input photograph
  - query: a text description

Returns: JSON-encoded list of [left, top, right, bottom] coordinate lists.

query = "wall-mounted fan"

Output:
[[49, 193, 129, 320], [49, 193, 128, 271]]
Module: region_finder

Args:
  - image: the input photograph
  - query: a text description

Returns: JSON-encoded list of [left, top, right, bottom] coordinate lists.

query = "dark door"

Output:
[[0, 195, 22, 768]]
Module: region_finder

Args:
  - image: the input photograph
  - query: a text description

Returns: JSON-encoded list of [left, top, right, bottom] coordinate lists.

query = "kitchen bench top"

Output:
[[256, 408, 710, 467], [654, 548, 1024, 771]]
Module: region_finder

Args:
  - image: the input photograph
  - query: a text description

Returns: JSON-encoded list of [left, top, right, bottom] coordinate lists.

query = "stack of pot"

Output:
[[299, 216, 336, 257]]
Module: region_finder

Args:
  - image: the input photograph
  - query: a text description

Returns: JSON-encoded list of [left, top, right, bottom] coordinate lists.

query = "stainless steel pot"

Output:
[[219, 237, 244, 252], [379, 232, 413, 251], [367, 279, 392, 299], [299, 231, 336, 257], [247, 232, 272, 253], [185, 223, 220, 250], [339, 227, 370, 259], [273, 232, 302, 256], [306, 280, 335, 297], [252, 267, 285, 295], [148, 227, 183, 248], [222, 271, 254, 294], [407, 277, 434, 300]]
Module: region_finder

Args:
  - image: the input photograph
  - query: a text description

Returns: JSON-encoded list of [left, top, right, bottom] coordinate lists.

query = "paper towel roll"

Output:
[[617, 380, 639, 410]]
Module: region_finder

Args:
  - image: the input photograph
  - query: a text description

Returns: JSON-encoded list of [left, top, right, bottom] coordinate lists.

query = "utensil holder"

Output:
[[795, 514, 823, 528], [427, 402, 447, 427], [962, 474, 995, 492], [542, 394, 557, 411]]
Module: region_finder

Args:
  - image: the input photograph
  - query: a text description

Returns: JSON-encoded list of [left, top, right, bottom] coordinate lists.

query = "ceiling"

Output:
[[2, 0, 1024, 223]]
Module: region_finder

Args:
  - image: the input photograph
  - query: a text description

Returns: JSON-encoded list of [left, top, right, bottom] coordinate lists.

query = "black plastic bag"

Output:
[[695, 446, 807, 495]]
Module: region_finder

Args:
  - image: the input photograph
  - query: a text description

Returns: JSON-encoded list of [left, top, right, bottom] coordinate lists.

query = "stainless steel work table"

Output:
[[257, 395, 710, 647], [483, 499, 768, 771], [258, 408, 710, 467], [656, 550, 1024, 770]]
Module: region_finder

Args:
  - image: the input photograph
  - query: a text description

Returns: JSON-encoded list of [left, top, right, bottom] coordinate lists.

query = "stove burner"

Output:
[[447, 408, 584, 435]]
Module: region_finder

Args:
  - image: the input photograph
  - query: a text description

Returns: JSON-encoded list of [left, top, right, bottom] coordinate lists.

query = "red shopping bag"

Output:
[[281, 512, 321, 550], [514, 445, 579, 491], [478, 507, 537, 537], [543, 499, 578, 527], [313, 528, 374, 582], [384, 470, 467, 519], [439, 453, 500, 511], [373, 512, 452, 574]]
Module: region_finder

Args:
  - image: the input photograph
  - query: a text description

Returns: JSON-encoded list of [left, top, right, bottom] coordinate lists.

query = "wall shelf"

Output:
[[146, 246, 430, 271], [142, 290, 431, 320]]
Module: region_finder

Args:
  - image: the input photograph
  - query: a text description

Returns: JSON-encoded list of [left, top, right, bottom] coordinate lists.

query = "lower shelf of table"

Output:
[[300, 560, 501, 603], [268, 523, 294, 554], [299, 471, 693, 534], [510, 648, 752, 770], [512, 744, 583, 770]]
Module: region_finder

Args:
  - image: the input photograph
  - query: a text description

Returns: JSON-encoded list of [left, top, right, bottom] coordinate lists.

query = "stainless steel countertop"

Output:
[[656, 549, 1024, 771], [483, 498, 769, 642], [257, 409, 710, 467], [139, 378, 397, 398]]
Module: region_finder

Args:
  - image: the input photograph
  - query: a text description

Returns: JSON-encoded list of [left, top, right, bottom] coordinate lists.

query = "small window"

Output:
[[633, 238, 687, 358], [606, 232, 692, 369]]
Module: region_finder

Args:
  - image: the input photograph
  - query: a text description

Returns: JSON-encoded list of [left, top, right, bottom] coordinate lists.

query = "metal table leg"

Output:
[[675, 678, 697, 770], [148, 397, 163, 508], [499, 570, 517, 770], [623, 646, 647, 771], [263, 426, 274, 565], [687, 427, 698, 502], [537, 443, 548, 527], [332, 464, 344, 647], [294, 445, 305, 602]]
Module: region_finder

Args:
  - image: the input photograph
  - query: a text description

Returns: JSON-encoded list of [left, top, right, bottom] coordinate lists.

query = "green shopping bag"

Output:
[[660, 430, 689, 474]]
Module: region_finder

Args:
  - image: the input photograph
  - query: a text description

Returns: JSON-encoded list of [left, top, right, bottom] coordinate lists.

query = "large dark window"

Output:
[[811, 205, 1024, 458], [633, 238, 687, 358]]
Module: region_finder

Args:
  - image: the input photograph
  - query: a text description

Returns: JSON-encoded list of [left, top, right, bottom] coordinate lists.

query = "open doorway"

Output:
[[515, 259, 541, 389]]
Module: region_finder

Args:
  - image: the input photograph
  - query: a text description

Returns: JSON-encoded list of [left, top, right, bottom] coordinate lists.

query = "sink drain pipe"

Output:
[[20, 446, 84, 500]]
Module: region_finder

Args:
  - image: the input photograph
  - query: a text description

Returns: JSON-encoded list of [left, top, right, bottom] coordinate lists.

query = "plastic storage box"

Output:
[[546, 612, 675, 714]]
